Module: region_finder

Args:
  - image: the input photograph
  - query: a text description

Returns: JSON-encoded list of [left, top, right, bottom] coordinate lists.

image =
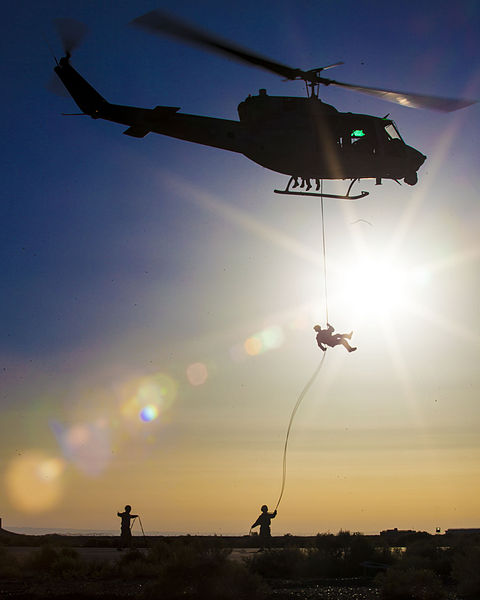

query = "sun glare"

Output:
[[337, 257, 424, 320]]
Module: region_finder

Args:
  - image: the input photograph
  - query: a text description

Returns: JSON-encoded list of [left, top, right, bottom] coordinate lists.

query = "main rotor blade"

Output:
[[131, 10, 301, 80], [314, 61, 344, 71], [323, 79, 477, 112], [131, 11, 476, 112], [54, 18, 88, 56]]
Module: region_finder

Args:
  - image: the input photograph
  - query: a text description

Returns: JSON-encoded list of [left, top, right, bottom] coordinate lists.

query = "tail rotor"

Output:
[[53, 18, 89, 58]]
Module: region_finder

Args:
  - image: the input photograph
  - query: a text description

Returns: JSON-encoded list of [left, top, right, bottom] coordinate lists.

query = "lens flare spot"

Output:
[[243, 326, 284, 357], [244, 336, 262, 356], [66, 424, 90, 446], [260, 326, 284, 350], [51, 421, 111, 477], [5, 451, 65, 513], [36, 458, 65, 480], [186, 362, 208, 386], [117, 372, 177, 436], [136, 373, 178, 411], [140, 404, 159, 422]]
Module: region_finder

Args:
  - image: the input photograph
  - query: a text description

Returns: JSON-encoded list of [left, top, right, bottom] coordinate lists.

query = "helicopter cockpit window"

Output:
[[384, 122, 402, 141]]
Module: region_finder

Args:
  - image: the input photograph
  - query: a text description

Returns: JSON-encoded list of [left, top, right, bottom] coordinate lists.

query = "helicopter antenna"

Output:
[[42, 32, 59, 65]]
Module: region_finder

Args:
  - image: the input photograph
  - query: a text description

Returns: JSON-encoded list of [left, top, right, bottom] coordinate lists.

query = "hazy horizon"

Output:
[[1, 523, 441, 537]]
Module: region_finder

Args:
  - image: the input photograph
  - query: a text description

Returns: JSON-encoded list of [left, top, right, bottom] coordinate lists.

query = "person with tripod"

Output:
[[117, 504, 138, 550]]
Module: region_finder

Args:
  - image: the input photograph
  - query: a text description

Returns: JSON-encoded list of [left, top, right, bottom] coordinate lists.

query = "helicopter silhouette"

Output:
[[53, 13, 476, 200]]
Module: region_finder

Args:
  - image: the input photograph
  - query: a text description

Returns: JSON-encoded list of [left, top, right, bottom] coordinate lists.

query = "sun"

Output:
[[333, 255, 427, 323]]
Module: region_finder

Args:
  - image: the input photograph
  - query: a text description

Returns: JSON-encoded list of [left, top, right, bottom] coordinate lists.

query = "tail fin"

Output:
[[54, 56, 108, 117]]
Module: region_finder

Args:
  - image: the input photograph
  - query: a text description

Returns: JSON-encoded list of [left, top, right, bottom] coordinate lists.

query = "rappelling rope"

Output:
[[274, 352, 327, 510], [272, 182, 330, 511], [320, 180, 329, 325]]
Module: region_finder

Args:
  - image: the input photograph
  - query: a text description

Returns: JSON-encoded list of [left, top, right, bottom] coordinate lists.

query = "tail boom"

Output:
[[54, 58, 243, 153]]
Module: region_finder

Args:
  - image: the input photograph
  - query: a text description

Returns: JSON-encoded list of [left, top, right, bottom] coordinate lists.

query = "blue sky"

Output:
[[1, 0, 479, 534]]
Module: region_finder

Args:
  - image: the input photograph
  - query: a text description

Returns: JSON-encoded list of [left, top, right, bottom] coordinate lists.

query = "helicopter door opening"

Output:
[[338, 122, 378, 179], [349, 128, 376, 154], [339, 124, 377, 157]]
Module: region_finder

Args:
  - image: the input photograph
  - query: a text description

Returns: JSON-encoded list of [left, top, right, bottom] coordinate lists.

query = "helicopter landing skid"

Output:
[[274, 178, 369, 200]]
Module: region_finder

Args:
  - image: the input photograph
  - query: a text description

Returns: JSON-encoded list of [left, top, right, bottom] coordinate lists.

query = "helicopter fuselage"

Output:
[[54, 57, 425, 186], [237, 91, 425, 183]]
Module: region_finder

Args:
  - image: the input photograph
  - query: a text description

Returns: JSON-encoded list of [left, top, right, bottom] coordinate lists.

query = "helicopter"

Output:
[[53, 12, 476, 200]]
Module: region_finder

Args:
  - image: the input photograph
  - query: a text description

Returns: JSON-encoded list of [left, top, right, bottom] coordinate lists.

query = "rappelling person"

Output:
[[251, 505, 277, 551], [314, 323, 357, 352], [117, 504, 138, 550]]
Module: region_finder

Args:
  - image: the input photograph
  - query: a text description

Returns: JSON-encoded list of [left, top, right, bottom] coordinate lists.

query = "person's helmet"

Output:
[[261, 505, 268, 512], [313, 325, 321, 332], [125, 505, 132, 512]]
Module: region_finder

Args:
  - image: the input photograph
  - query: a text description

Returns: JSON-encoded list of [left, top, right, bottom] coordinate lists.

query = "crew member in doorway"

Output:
[[314, 323, 357, 352]]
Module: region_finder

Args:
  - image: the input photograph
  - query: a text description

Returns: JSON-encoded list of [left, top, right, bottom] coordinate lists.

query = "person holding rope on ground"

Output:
[[117, 504, 138, 550], [314, 323, 357, 352], [251, 505, 277, 551]]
